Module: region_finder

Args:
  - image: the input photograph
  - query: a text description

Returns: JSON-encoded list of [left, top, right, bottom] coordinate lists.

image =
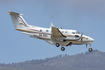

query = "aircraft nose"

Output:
[[89, 37, 94, 42], [84, 35, 94, 42], [91, 39, 94, 42]]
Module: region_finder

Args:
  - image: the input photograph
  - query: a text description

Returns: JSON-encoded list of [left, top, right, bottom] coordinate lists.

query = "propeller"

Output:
[[80, 33, 83, 43], [60, 27, 62, 29]]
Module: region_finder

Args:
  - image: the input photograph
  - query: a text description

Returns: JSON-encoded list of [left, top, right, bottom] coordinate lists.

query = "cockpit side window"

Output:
[[72, 32, 75, 34]]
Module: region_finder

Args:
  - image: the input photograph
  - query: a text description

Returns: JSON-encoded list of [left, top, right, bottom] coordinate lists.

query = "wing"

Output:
[[51, 27, 66, 41]]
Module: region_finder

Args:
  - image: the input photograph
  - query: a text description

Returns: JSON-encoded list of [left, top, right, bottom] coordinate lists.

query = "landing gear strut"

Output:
[[66, 42, 72, 46], [86, 44, 93, 52], [61, 47, 65, 51], [86, 43, 93, 52]]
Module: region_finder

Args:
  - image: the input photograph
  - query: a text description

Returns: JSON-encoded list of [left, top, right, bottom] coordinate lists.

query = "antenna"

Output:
[[60, 27, 62, 29]]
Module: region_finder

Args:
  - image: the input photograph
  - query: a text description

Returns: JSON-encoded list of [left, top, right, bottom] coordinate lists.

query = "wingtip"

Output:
[[7, 11, 11, 14], [51, 23, 54, 27]]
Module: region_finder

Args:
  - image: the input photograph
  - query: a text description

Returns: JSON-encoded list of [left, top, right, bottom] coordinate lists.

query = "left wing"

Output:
[[51, 26, 66, 41]]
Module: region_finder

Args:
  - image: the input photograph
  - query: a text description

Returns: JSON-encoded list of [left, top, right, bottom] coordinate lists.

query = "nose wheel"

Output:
[[89, 48, 93, 52], [86, 44, 93, 52]]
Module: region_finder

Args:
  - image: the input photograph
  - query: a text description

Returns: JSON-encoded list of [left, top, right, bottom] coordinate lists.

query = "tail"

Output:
[[7, 11, 29, 29]]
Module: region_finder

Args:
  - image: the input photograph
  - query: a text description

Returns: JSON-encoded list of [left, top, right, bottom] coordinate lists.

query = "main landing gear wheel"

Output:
[[56, 43, 60, 47], [89, 48, 93, 52], [61, 47, 65, 51]]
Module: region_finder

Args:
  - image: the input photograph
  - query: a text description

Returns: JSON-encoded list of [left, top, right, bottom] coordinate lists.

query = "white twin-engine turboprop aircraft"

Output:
[[7, 11, 94, 52]]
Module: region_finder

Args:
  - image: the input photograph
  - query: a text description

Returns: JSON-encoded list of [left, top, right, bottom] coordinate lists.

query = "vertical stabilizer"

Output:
[[7, 11, 28, 29]]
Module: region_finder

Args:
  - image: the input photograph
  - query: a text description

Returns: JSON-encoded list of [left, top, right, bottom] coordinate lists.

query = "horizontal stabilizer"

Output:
[[7, 11, 23, 16]]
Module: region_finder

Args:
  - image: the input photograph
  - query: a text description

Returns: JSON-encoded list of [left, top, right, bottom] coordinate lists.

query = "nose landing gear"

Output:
[[86, 43, 93, 52], [89, 48, 93, 52]]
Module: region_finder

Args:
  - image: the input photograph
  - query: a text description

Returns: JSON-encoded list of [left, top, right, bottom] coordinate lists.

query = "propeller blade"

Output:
[[80, 33, 83, 43]]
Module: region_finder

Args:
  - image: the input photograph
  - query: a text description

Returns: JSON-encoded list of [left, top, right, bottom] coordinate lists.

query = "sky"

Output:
[[0, 0, 105, 64]]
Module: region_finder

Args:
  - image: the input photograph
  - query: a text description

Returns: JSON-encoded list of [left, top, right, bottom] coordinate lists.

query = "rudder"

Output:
[[7, 11, 28, 29]]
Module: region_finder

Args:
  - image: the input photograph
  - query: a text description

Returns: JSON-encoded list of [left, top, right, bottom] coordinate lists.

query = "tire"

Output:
[[56, 43, 60, 47], [61, 47, 65, 51], [89, 48, 93, 52]]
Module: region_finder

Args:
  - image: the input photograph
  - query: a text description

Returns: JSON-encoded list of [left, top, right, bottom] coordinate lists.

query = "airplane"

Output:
[[7, 11, 94, 52]]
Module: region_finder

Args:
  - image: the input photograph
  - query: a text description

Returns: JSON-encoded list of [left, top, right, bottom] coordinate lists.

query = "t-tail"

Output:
[[7, 11, 29, 29]]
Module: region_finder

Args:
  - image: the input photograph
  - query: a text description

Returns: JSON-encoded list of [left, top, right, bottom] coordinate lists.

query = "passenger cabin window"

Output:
[[46, 30, 48, 32], [65, 31, 68, 33], [62, 31, 64, 33], [40, 30, 42, 32]]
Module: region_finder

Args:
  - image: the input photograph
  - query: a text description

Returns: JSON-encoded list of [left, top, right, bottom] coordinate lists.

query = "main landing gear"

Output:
[[55, 43, 65, 51]]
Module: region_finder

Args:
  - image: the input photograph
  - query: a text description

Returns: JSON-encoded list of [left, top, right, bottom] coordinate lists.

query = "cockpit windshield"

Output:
[[76, 31, 80, 34], [72, 31, 80, 34]]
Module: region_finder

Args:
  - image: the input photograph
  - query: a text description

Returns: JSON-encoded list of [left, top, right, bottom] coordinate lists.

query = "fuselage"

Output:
[[16, 25, 94, 46], [7, 11, 94, 51]]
